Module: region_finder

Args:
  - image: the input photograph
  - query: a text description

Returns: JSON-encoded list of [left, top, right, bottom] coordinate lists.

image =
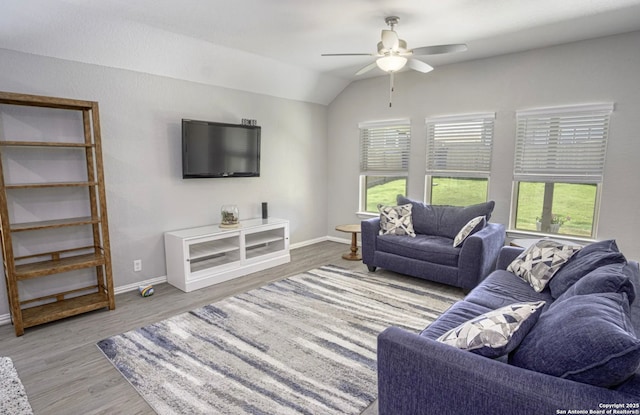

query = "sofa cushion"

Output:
[[453, 216, 486, 248], [377, 234, 460, 267], [396, 196, 494, 239], [551, 263, 636, 307], [420, 300, 493, 340], [548, 239, 627, 299], [464, 270, 553, 311], [436, 301, 545, 358], [507, 239, 582, 292], [378, 203, 416, 237], [510, 292, 640, 387]]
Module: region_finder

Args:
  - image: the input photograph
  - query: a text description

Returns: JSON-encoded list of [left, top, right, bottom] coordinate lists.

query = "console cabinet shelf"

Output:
[[165, 218, 290, 292], [0, 91, 115, 336]]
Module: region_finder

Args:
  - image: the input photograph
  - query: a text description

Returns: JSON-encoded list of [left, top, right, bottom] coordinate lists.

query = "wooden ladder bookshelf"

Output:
[[0, 91, 115, 336]]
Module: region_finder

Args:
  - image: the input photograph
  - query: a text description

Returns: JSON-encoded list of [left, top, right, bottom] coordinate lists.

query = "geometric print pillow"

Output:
[[507, 240, 582, 292], [436, 301, 546, 358], [378, 203, 416, 237], [453, 216, 486, 247]]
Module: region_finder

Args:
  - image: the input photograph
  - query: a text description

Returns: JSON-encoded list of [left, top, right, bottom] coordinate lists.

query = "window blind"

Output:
[[425, 113, 495, 178], [514, 103, 613, 183], [359, 119, 410, 175]]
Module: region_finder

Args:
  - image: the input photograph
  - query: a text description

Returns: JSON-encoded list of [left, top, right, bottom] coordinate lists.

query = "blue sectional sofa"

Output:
[[377, 241, 640, 415], [361, 197, 505, 291]]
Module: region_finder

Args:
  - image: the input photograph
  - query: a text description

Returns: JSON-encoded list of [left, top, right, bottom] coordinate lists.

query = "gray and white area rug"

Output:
[[97, 265, 460, 414], [0, 357, 33, 415]]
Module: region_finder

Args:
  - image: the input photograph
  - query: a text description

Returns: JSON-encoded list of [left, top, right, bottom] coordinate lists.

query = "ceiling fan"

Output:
[[322, 16, 467, 106]]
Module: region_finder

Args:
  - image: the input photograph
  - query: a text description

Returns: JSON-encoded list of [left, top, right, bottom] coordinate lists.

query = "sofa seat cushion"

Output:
[[397, 196, 494, 239], [420, 300, 493, 340], [464, 270, 553, 311], [377, 234, 459, 267]]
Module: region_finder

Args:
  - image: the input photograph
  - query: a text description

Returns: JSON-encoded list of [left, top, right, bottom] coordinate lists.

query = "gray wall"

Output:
[[0, 48, 328, 316], [327, 31, 640, 260]]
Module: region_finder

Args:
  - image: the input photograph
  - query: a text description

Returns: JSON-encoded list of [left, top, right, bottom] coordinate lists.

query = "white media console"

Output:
[[164, 218, 290, 292]]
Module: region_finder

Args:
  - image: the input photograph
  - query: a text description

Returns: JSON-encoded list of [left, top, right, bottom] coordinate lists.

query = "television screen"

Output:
[[182, 119, 260, 178]]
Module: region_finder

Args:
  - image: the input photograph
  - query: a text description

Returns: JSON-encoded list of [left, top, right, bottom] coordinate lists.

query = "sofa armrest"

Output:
[[457, 223, 506, 289], [497, 246, 525, 270], [361, 217, 380, 265], [378, 326, 638, 415]]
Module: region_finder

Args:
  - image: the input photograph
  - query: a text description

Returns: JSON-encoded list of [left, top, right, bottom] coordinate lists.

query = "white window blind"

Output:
[[514, 103, 613, 183], [359, 119, 410, 175], [425, 113, 495, 178]]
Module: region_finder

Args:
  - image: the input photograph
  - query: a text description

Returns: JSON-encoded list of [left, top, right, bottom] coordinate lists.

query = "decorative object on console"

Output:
[[507, 239, 582, 292], [220, 204, 239, 228], [261, 202, 268, 219]]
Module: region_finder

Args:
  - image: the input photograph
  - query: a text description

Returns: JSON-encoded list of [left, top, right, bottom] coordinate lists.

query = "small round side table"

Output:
[[335, 224, 362, 261]]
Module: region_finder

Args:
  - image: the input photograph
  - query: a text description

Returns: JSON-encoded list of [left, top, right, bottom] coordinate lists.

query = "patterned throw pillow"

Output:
[[507, 240, 582, 292], [378, 203, 416, 237], [437, 301, 546, 358], [453, 216, 486, 247]]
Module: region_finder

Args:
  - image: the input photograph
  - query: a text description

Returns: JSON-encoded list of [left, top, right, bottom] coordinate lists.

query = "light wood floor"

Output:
[[1, 241, 406, 415]]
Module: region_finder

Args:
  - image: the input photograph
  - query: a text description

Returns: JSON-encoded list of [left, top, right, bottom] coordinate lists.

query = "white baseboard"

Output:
[[114, 275, 168, 295], [290, 236, 328, 249], [0, 236, 351, 326], [326, 235, 351, 245]]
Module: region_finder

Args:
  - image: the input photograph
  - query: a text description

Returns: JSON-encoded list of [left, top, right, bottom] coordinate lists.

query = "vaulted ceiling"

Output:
[[3, 0, 640, 104]]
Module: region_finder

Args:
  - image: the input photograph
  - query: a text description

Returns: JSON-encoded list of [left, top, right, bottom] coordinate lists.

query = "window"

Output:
[[512, 103, 613, 237], [425, 113, 494, 205], [359, 119, 410, 213]]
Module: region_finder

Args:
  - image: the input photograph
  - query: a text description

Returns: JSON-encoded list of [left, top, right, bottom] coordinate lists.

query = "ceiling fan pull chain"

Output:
[[389, 72, 394, 107]]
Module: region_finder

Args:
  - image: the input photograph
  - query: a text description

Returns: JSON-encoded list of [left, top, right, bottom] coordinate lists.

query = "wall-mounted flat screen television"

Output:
[[182, 119, 260, 178]]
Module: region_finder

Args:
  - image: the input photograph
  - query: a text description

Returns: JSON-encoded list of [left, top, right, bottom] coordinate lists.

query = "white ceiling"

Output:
[[2, 0, 640, 105]]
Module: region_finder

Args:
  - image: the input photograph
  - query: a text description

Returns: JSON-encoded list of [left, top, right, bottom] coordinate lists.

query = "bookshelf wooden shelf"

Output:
[[9, 216, 100, 232], [5, 181, 98, 189], [0, 91, 116, 336]]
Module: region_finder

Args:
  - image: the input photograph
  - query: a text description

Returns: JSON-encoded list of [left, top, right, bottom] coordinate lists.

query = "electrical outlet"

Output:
[[133, 259, 142, 272]]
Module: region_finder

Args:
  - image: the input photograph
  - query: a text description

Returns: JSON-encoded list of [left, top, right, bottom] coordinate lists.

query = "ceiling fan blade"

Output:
[[321, 53, 373, 56], [407, 59, 434, 73], [355, 62, 378, 76], [412, 43, 468, 55], [381, 29, 399, 50]]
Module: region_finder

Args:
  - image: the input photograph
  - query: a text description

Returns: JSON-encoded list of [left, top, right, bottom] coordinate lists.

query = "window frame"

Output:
[[510, 103, 613, 237], [424, 112, 495, 204], [358, 119, 411, 213]]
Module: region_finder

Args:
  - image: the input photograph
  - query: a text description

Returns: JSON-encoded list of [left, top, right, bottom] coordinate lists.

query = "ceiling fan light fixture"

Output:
[[376, 55, 407, 72]]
